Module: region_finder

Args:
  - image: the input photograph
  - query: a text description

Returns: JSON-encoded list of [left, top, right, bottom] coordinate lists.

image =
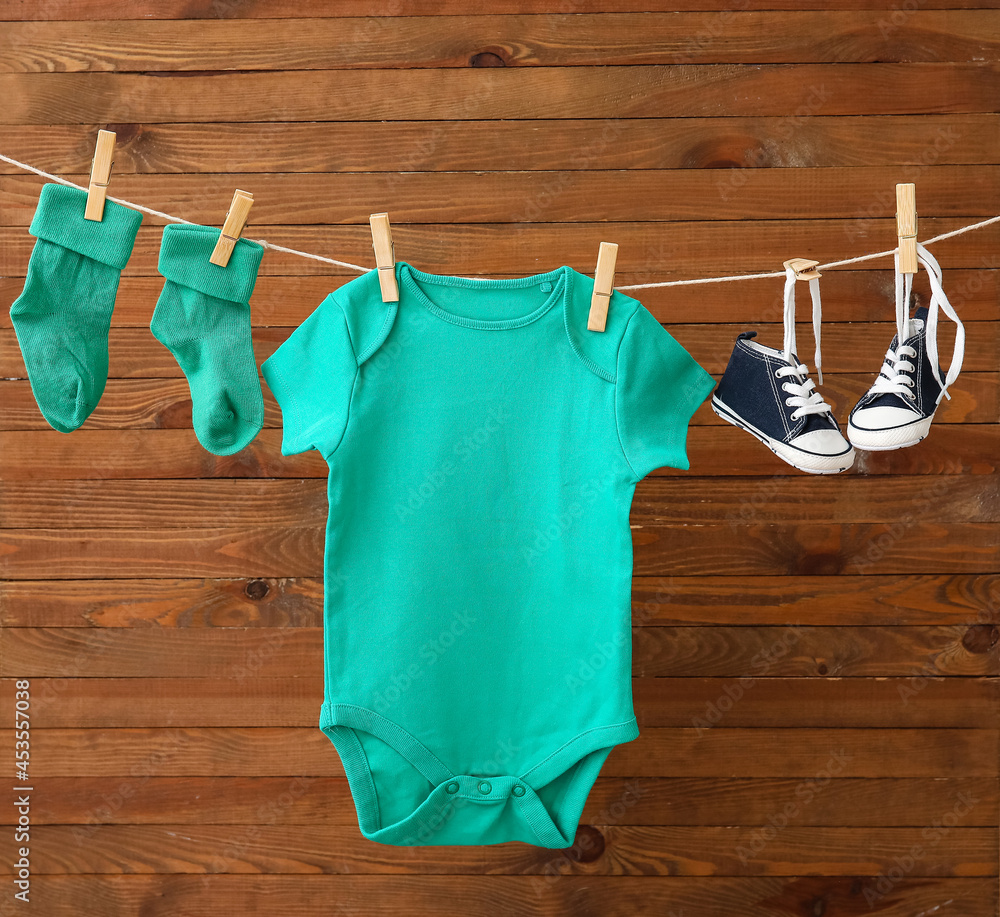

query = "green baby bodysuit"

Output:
[[262, 261, 715, 848]]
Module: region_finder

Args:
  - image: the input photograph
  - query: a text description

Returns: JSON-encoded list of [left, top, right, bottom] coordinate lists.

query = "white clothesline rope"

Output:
[[3, 151, 999, 287]]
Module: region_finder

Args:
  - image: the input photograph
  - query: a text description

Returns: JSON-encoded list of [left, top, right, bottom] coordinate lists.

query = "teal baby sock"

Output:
[[10, 182, 142, 432], [151, 223, 265, 455]]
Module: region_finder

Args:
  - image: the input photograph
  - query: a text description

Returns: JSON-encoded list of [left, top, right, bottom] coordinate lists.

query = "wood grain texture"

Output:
[[2, 118, 999, 174], [0, 426, 995, 479], [3, 675, 995, 727], [1, 725, 995, 776], [2, 473, 997, 525], [4, 876, 996, 917], [2, 0, 998, 13], [0, 521, 996, 577], [0, 5, 996, 914], [2, 13, 999, 71], [0, 775, 992, 826], [5, 167, 1000, 224], [2, 623, 997, 678], [0, 824, 995, 876], [3, 574, 996, 627], [3, 219, 998, 278], [3, 65, 1000, 125]]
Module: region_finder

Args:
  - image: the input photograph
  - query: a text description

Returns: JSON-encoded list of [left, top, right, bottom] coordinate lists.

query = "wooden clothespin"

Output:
[[370, 212, 399, 302], [783, 257, 822, 280], [209, 190, 254, 267], [84, 129, 116, 222], [587, 242, 618, 332], [895, 182, 918, 274]]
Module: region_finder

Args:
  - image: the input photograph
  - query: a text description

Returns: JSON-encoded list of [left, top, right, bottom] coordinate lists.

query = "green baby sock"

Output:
[[151, 223, 265, 455], [10, 182, 143, 432]]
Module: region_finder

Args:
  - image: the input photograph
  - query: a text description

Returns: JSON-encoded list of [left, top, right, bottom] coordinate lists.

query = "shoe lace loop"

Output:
[[775, 364, 833, 421], [869, 344, 918, 399]]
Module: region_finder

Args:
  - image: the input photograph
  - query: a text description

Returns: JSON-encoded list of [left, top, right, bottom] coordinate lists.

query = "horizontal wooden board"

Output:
[[0, 429, 322, 479], [3, 574, 996, 628], [0, 378, 283, 430], [2, 675, 995, 727], [627, 625, 1000, 677], [2, 13, 999, 72], [6, 166, 1000, 225], [0, 577, 326, 628], [631, 521, 1000, 577], [0, 478, 328, 527], [3, 65, 1000, 125], [0, 725, 995, 777], [0, 520, 997, 577], [3, 625, 996, 678], [2, 473, 996, 527], [3, 774, 993, 827], [0, 824, 994, 876], [628, 574, 1000, 626], [2, 117, 999, 174], [0, 426, 994, 479], [3, 876, 995, 917], [3, 219, 997, 277], [1, 0, 996, 14], [631, 474, 1000, 524], [0, 323, 990, 381]]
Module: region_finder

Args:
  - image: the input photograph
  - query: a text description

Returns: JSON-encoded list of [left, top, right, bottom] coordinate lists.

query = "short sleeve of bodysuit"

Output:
[[615, 302, 716, 479], [261, 292, 357, 457]]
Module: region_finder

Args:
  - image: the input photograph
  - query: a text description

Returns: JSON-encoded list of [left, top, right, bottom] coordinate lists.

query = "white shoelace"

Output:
[[774, 363, 833, 421], [782, 265, 824, 385], [778, 265, 831, 422], [916, 243, 965, 399], [874, 244, 966, 402], [869, 341, 919, 400]]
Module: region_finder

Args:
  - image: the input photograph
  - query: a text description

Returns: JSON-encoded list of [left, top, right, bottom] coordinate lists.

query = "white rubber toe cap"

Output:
[[848, 411, 934, 451], [849, 404, 920, 432], [788, 428, 854, 458]]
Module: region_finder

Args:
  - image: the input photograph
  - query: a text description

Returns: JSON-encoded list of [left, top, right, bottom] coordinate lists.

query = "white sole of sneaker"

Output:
[[847, 414, 934, 451], [712, 396, 855, 475]]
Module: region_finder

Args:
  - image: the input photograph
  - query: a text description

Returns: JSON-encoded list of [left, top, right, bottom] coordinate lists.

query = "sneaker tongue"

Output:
[[903, 306, 926, 342], [865, 390, 918, 412], [799, 411, 835, 434]]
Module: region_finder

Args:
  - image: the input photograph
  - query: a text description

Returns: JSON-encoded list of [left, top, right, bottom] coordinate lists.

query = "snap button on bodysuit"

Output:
[[445, 782, 459, 794], [478, 781, 492, 794], [512, 784, 525, 797]]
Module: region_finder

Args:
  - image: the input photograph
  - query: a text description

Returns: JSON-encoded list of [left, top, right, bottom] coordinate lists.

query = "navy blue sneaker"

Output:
[[712, 332, 855, 474], [848, 245, 965, 451]]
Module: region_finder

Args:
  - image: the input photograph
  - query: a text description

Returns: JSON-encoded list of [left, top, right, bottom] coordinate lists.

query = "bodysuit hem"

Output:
[[320, 701, 639, 848]]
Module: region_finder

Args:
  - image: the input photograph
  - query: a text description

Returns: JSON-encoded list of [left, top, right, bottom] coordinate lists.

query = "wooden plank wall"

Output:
[[0, 2, 998, 915]]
